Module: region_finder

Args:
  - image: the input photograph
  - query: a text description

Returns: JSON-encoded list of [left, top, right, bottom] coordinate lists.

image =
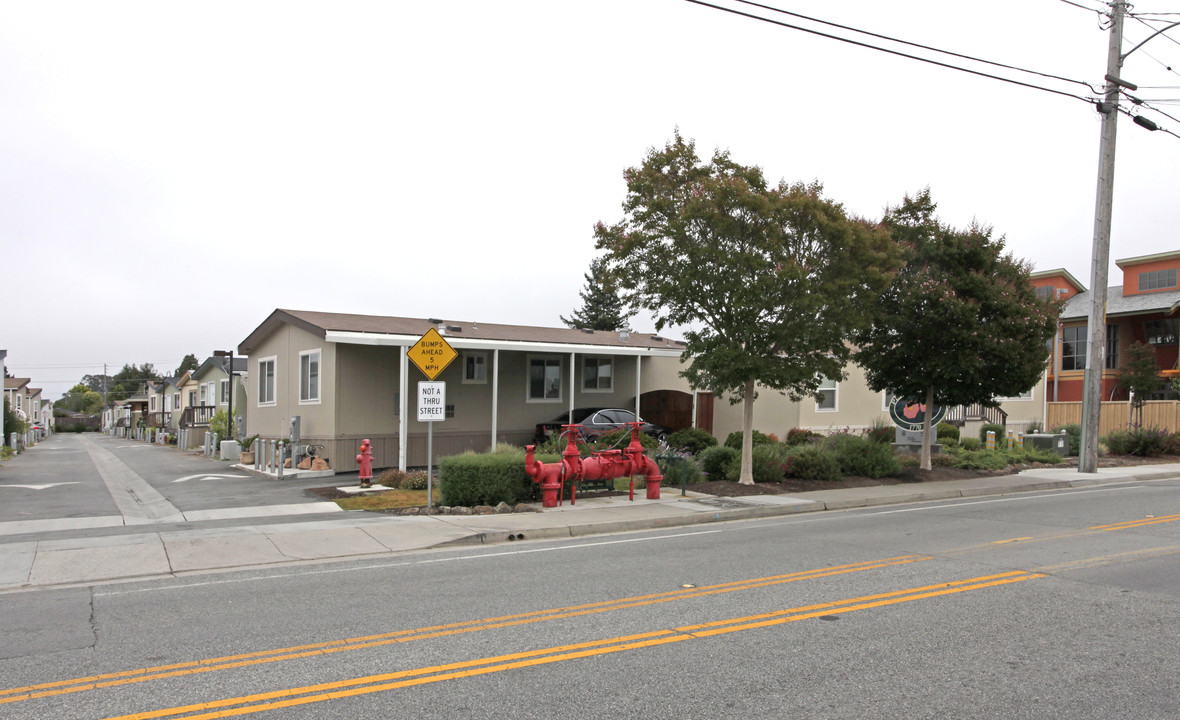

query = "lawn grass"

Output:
[[335, 489, 429, 511]]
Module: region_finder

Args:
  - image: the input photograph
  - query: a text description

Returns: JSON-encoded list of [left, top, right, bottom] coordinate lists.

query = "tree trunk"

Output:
[[920, 385, 934, 471], [738, 377, 756, 485]]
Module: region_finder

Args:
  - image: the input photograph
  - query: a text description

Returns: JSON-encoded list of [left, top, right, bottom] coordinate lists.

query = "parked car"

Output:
[[534, 408, 670, 445]]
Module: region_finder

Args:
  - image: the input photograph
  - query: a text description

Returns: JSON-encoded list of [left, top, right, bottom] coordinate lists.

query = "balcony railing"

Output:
[[180, 405, 216, 428], [146, 412, 170, 428], [943, 403, 1008, 427]]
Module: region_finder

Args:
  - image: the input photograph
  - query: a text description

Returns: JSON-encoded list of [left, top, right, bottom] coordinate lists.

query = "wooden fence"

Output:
[[1046, 401, 1180, 435]]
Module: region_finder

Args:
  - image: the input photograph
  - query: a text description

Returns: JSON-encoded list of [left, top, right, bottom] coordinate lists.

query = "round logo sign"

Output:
[[887, 395, 946, 432]]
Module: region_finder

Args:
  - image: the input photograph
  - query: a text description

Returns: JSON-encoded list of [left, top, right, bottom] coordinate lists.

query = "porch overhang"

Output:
[[323, 331, 685, 358]]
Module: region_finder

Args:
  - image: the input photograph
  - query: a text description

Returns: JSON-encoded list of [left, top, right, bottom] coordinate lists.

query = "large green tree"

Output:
[[594, 132, 897, 483], [55, 384, 105, 414], [107, 363, 161, 403], [853, 190, 1059, 470], [174, 354, 200, 376], [561, 256, 633, 331]]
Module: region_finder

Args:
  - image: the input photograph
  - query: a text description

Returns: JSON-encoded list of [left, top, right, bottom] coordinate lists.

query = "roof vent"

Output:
[[446, 325, 462, 333], [427, 318, 443, 325], [619, 330, 630, 342], [580, 328, 595, 334], [651, 335, 663, 342]]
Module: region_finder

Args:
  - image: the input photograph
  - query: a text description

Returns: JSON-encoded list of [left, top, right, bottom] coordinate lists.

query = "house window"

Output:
[[188, 391, 196, 407], [150, 396, 157, 412], [199, 384, 207, 405], [299, 350, 320, 403], [528, 356, 562, 402], [1061, 326, 1087, 370], [220, 379, 230, 404], [1144, 319, 1179, 346], [999, 388, 1034, 402], [1139, 268, 1178, 292], [583, 357, 613, 392], [173, 393, 180, 410], [816, 377, 838, 411], [1106, 324, 1119, 370], [258, 357, 276, 406], [1036, 286, 1053, 301], [164, 394, 171, 412], [205, 382, 216, 406], [463, 353, 487, 384]]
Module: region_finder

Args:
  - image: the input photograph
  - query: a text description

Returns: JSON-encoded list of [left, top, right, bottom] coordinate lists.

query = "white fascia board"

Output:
[[323, 331, 684, 357]]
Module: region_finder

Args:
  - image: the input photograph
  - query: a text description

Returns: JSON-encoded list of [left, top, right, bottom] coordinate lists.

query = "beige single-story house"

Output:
[[237, 309, 699, 472]]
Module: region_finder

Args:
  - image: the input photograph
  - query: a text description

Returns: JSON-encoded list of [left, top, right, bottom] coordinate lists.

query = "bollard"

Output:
[[986, 430, 996, 451], [1016, 432, 1024, 450], [1006, 431, 1014, 450]]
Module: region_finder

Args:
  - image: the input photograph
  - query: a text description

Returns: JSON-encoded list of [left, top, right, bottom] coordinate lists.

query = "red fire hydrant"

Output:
[[525, 422, 662, 508], [356, 438, 373, 488]]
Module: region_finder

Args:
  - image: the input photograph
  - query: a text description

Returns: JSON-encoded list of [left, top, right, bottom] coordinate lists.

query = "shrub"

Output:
[[864, 418, 894, 444], [1024, 422, 1043, 434], [438, 451, 543, 506], [743, 443, 797, 483], [960, 437, 982, 451], [979, 422, 1007, 445], [783, 446, 843, 482], [1051, 424, 1082, 456], [1128, 428, 1167, 457], [656, 453, 705, 485], [377, 468, 430, 489], [1102, 430, 1131, 456], [784, 428, 822, 446], [699, 446, 738, 478], [1003, 449, 1064, 465], [937, 423, 960, 442], [1163, 432, 1180, 456], [723, 430, 775, 450], [665, 428, 718, 456], [821, 433, 902, 478], [952, 450, 1009, 471]]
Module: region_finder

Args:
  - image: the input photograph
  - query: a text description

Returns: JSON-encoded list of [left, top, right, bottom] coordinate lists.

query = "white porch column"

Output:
[[399, 346, 408, 471], [491, 348, 500, 449], [635, 355, 642, 418], [568, 352, 576, 420]]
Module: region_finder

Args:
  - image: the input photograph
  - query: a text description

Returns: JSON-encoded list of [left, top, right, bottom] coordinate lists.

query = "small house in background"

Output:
[[1045, 250, 1180, 403], [237, 309, 691, 472]]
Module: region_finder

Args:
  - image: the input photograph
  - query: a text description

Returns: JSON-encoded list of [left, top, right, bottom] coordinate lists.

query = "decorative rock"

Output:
[[513, 503, 540, 513], [312, 458, 330, 471], [450, 506, 473, 515], [473, 505, 496, 515], [495, 502, 512, 514], [402, 507, 421, 515]]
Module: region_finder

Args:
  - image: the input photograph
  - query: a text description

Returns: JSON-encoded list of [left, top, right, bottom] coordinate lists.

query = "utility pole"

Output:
[[1079, 1, 1127, 473]]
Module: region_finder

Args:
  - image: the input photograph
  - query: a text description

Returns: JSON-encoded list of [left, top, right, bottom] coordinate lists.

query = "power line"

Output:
[[731, 0, 1101, 92], [1058, 0, 1107, 13], [681, 0, 1097, 104]]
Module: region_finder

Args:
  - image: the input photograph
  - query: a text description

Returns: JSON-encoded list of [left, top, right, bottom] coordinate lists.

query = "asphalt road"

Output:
[[0, 433, 346, 525], [0, 472, 1177, 719]]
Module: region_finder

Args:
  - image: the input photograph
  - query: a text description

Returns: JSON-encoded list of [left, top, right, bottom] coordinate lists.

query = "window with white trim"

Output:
[[463, 352, 487, 384], [150, 395, 157, 412], [299, 350, 320, 403], [816, 377, 838, 411], [528, 356, 562, 402], [198, 384, 207, 405], [205, 382, 216, 406], [258, 357, 276, 406], [220, 379, 230, 404], [583, 357, 613, 392]]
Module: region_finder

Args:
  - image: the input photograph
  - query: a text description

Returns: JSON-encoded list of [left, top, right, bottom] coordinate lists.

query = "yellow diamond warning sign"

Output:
[[407, 327, 458, 381]]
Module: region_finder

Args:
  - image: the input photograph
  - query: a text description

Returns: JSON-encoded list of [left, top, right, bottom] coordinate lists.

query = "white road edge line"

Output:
[[93, 529, 724, 596]]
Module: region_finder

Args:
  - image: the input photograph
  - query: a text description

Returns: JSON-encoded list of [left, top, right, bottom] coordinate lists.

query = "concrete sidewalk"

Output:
[[1, 463, 1177, 592]]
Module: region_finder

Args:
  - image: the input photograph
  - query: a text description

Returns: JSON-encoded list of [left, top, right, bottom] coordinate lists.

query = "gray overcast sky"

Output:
[[4, 1, 1179, 400]]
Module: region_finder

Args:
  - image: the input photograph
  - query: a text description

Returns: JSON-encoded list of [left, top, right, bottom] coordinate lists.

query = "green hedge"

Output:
[[665, 428, 718, 456], [723, 430, 776, 450], [699, 446, 738, 478], [438, 451, 547, 507]]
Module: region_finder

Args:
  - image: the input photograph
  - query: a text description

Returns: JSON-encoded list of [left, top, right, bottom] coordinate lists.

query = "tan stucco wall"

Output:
[[247, 324, 336, 441]]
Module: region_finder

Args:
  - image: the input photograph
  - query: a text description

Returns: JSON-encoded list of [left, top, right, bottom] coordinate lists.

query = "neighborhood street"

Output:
[[1, 435, 1179, 718]]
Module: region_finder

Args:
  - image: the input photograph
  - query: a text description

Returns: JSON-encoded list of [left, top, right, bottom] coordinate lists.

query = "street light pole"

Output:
[[1079, 1, 1127, 473]]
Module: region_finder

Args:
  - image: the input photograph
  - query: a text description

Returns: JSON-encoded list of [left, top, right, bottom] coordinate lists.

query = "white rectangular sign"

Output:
[[418, 381, 446, 423]]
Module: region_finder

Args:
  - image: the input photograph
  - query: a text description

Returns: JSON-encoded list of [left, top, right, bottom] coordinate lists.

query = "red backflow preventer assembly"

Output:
[[525, 422, 663, 508]]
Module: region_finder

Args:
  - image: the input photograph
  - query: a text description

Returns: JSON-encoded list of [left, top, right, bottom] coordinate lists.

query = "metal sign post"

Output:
[[418, 381, 445, 508], [407, 327, 457, 511]]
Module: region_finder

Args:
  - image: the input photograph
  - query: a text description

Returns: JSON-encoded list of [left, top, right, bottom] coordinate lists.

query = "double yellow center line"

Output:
[[0, 555, 926, 707], [103, 570, 1043, 720]]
